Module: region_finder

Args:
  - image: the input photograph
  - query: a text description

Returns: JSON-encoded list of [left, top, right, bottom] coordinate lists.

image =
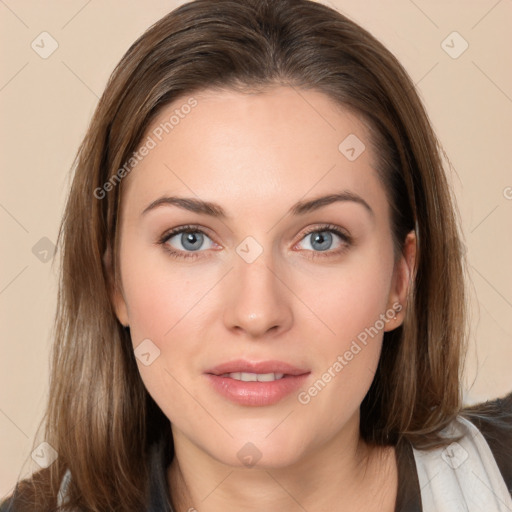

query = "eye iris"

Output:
[[311, 231, 332, 251], [182, 232, 203, 251]]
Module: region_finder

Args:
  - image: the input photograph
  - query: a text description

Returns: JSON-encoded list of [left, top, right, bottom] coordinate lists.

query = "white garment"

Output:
[[56, 467, 72, 507], [412, 416, 512, 511]]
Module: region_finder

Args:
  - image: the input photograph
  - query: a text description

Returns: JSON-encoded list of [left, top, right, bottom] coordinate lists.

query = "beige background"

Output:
[[1, 0, 511, 496]]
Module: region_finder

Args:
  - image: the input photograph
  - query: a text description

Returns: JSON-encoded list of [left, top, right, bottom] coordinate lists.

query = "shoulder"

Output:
[[0, 468, 71, 512], [460, 390, 512, 495]]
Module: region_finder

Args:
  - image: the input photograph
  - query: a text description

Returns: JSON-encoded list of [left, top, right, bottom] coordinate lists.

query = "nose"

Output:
[[223, 251, 294, 339]]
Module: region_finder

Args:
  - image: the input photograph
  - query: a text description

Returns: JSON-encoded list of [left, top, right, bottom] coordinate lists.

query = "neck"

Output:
[[167, 413, 397, 512]]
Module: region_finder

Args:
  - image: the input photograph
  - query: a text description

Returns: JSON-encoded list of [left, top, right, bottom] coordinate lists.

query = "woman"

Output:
[[2, 0, 511, 510]]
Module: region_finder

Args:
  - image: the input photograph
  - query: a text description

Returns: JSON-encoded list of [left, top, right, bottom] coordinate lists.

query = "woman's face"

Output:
[[112, 86, 413, 468]]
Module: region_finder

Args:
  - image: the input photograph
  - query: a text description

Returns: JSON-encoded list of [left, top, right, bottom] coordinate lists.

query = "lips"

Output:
[[204, 359, 311, 406], [206, 359, 310, 377]]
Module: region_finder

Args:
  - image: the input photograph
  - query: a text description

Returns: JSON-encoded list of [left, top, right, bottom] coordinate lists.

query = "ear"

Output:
[[384, 230, 417, 331], [103, 246, 129, 327]]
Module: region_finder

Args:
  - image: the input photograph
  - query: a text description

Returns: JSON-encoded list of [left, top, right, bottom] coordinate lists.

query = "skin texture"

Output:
[[111, 86, 416, 512]]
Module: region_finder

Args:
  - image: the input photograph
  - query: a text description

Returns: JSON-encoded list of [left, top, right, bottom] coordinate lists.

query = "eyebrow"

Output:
[[141, 191, 374, 219]]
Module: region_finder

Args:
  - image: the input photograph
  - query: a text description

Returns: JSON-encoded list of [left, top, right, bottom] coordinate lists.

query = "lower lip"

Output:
[[205, 373, 310, 406]]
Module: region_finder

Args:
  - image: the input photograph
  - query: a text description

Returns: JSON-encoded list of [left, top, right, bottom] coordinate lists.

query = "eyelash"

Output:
[[158, 223, 352, 261]]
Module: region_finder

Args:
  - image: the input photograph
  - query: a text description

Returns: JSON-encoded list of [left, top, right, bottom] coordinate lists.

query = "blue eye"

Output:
[[160, 225, 215, 259], [297, 225, 351, 257], [159, 223, 352, 261]]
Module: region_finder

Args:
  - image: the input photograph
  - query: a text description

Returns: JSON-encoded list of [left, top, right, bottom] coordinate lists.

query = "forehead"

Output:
[[119, 86, 387, 219]]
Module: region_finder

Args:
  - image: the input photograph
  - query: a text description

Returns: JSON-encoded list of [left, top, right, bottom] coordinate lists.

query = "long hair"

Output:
[[5, 0, 468, 509]]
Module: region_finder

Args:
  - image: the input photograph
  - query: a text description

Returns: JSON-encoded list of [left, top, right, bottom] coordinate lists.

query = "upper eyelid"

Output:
[[161, 224, 214, 240], [302, 224, 350, 238]]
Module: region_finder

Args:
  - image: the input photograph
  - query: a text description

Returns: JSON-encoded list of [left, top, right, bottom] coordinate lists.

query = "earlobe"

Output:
[[102, 247, 130, 328], [385, 230, 417, 331], [112, 287, 130, 328]]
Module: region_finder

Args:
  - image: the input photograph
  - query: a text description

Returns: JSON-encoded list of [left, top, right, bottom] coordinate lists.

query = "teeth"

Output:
[[220, 372, 285, 382]]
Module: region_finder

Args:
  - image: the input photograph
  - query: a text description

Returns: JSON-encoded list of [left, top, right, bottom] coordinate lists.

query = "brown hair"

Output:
[[4, 0, 468, 509]]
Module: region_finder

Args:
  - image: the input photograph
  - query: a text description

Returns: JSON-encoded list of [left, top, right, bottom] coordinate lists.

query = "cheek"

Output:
[[120, 237, 210, 343], [293, 251, 394, 405], [119, 242, 221, 367], [299, 254, 393, 349], [120, 257, 211, 424]]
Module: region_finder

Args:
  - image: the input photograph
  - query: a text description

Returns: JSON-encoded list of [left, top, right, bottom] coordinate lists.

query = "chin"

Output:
[[207, 434, 308, 470]]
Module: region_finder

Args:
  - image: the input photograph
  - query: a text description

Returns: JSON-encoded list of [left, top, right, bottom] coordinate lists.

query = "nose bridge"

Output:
[[223, 238, 293, 337]]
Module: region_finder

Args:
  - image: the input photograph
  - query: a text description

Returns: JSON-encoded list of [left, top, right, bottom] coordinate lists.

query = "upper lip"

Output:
[[206, 359, 310, 376]]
